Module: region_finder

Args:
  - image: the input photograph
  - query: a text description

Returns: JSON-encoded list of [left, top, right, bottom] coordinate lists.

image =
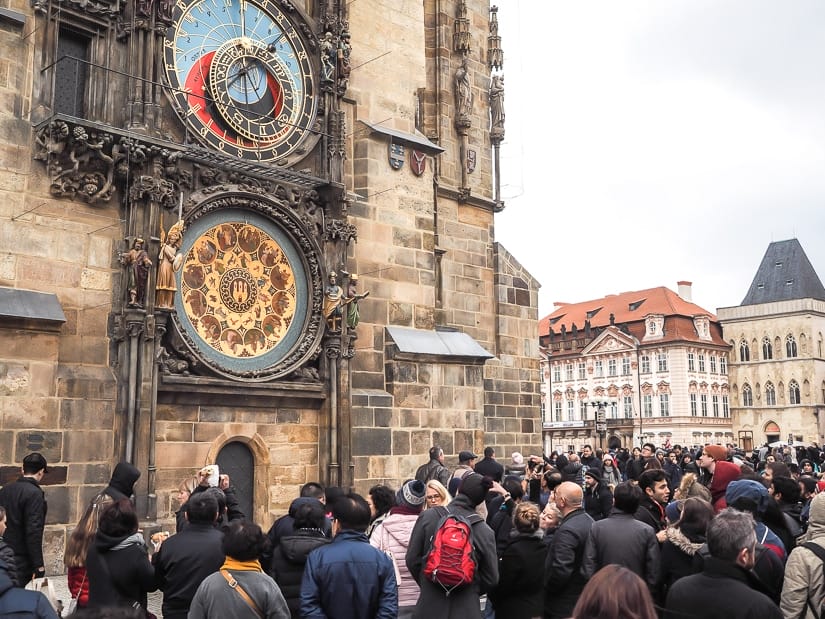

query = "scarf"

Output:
[[390, 505, 421, 516], [222, 557, 263, 572], [111, 533, 146, 552]]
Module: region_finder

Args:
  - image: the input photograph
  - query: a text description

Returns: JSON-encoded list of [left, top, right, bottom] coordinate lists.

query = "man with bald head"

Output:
[[544, 482, 594, 619]]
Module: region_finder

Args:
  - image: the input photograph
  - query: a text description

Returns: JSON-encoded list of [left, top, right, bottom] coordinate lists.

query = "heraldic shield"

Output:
[[389, 142, 405, 169]]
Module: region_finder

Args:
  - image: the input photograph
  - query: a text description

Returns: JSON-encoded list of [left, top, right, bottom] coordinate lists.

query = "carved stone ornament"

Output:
[[32, 0, 122, 18], [324, 218, 358, 243]]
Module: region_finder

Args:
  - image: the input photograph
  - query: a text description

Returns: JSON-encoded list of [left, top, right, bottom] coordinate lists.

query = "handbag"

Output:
[[221, 570, 264, 619], [380, 526, 403, 587], [66, 571, 86, 615], [25, 576, 58, 611]]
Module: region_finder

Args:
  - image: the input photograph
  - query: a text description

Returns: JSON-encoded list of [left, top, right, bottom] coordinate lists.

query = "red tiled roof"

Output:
[[539, 286, 718, 336]]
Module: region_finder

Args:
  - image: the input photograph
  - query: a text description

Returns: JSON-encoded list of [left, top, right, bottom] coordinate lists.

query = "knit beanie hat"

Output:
[[458, 473, 493, 506], [665, 500, 683, 524], [584, 468, 601, 483], [396, 480, 426, 512], [725, 479, 769, 515], [703, 444, 727, 462]]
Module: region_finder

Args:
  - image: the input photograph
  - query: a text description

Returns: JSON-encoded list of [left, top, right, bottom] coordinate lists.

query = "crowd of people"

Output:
[[0, 441, 825, 618]]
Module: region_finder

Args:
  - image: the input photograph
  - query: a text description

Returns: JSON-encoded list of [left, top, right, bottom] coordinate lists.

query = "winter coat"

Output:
[[583, 483, 613, 522], [582, 510, 659, 590], [474, 457, 504, 483], [414, 459, 451, 487], [634, 496, 667, 533], [0, 476, 46, 583], [189, 564, 289, 619], [370, 511, 420, 608], [579, 455, 602, 475], [263, 498, 331, 565], [488, 532, 545, 619], [102, 462, 141, 501], [268, 530, 330, 618], [0, 562, 57, 619], [693, 541, 785, 605], [152, 522, 225, 619], [544, 508, 593, 619], [67, 566, 89, 608], [176, 484, 245, 533], [301, 529, 398, 619], [406, 494, 499, 619], [0, 539, 19, 587], [85, 531, 157, 611], [601, 464, 621, 488], [781, 493, 825, 619], [660, 526, 704, 595], [665, 556, 782, 619], [709, 461, 741, 512]]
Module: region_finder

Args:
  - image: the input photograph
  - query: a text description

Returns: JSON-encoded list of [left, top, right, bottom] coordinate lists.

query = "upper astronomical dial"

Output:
[[165, 0, 317, 162]]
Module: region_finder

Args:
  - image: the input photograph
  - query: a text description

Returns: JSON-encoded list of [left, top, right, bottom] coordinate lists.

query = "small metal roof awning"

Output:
[[359, 121, 444, 155], [386, 326, 493, 364], [0, 287, 66, 332]]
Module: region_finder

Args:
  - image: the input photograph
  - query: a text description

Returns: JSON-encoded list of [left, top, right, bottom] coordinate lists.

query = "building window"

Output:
[[640, 355, 650, 374], [712, 394, 719, 417], [687, 353, 695, 372], [789, 380, 801, 405], [765, 382, 776, 406], [565, 364, 573, 381], [608, 359, 617, 377], [657, 353, 668, 372], [762, 337, 773, 360], [554, 401, 562, 422], [567, 400, 575, 421], [710, 355, 717, 373], [787, 334, 798, 358], [553, 365, 561, 382], [578, 362, 586, 380], [742, 384, 753, 407], [55, 29, 90, 117], [594, 360, 604, 377], [623, 395, 633, 418], [720, 355, 727, 374], [722, 395, 730, 417], [580, 400, 588, 419], [698, 354, 705, 372], [659, 394, 670, 417], [690, 393, 697, 417], [622, 357, 631, 375], [643, 394, 653, 417], [740, 340, 750, 362], [700, 394, 708, 417]]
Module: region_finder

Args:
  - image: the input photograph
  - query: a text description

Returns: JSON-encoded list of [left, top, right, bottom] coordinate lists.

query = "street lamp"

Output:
[[588, 399, 613, 451]]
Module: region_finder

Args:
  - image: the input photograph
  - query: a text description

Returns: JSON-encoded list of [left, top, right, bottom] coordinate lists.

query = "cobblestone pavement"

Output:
[[46, 574, 163, 618]]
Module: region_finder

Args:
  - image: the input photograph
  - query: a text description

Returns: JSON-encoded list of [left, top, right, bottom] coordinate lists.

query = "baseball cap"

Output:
[[458, 450, 478, 462], [23, 453, 48, 474]]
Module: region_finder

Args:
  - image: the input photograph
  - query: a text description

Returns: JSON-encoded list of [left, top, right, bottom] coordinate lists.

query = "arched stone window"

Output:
[[739, 340, 750, 362], [762, 337, 773, 360], [787, 334, 798, 358], [765, 382, 776, 406], [789, 380, 801, 405], [742, 383, 753, 407]]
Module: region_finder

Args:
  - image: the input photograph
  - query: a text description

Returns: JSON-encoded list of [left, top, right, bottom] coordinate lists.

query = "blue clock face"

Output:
[[165, 0, 318, 162]]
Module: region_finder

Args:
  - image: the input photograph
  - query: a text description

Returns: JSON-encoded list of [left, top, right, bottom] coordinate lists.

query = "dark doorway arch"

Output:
[[217, 441, 254, 520], [607, 436, 622, 451]]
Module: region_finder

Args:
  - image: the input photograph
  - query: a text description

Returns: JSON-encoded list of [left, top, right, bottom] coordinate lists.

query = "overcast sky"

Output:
[[494, 1, 825, 319]]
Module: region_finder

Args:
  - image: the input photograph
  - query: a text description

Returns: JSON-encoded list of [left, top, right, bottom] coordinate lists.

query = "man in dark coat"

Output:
[[627, 443, 655, 481], [582, 482, 659, 592], [414, 446, 451, 487], [153, 492, 225, 619], [406, 473, 499, 618], [579, 445, 602, 476], [665, 508, 782, 619], [635, 469, 669, 542], [582, 469, 613, 522], [0, 453, 48, 585], [474, 447, 504, 483], [544, 481, 593, 619]]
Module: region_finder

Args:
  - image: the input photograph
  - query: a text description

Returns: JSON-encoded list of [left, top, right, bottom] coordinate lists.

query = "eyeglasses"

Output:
[[426, 494, 441, 502]]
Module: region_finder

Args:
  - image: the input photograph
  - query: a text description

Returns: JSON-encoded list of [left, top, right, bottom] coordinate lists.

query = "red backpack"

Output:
[[422, 507, 482, 595]]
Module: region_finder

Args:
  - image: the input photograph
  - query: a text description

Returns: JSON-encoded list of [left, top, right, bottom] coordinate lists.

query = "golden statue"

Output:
[[156, 219, 184, 309]]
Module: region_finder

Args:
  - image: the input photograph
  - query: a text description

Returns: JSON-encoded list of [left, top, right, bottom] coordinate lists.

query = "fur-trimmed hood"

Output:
[[665, 526, 705, 556]]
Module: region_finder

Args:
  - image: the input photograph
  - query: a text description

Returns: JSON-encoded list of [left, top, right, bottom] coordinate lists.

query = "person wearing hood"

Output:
[[370, 480, 426, 618], [781, 492, 825, 618], [269, 499, 331, 618], [0, 559, 58, 618], [406, 473, 499, 619], [63, 460, 141, 611], [708, 460, 741, 513], [85, 498, 157, 612], [659, 497, 714, 599]]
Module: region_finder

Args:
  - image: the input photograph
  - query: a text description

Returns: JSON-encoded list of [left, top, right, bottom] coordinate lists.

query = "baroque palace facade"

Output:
[[539, 283, 732, 453], [0, 0, 540, 571], [718, 239, 825, 448]]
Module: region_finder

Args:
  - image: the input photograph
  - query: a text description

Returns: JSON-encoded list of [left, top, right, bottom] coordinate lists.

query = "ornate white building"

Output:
[[539, 283, 732, 453], [718, 239, 825, 449]]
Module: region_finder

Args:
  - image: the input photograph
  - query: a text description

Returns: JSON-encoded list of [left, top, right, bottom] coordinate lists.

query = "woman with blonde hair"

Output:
[[572, 564, 657, 619], [423, 479, 451, 509]]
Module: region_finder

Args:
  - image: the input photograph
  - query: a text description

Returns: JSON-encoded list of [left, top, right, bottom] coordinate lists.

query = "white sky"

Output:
[[494, 1, 825, 318]]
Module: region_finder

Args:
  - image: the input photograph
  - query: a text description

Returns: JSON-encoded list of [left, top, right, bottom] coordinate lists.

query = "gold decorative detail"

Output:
[[181, 222, 296, 358]]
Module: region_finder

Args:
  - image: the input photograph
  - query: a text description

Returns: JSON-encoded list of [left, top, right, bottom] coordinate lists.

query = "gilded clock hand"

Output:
[[240, 0, 246, 38]]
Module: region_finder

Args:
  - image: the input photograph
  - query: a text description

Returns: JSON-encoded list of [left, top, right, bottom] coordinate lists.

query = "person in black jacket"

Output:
[[474, 447, 504, 483], [153, 492, 225, 619], [489, 502, 545, 619], [0, 452, 48, 585], [176, 471, 245, 533], [86, 499, 157, 612], [0, 559, 57, 619], [269, 499, 330, 617], [583, 469, 613, 522]]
